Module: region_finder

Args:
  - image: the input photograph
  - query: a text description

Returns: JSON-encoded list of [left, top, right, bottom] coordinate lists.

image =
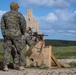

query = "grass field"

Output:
[[0, 39, 76, 67], [52, 46, 76, 59]]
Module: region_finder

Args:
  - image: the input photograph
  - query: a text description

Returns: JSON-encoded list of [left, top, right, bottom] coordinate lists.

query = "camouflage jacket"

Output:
[[1, 10, 26, 37]]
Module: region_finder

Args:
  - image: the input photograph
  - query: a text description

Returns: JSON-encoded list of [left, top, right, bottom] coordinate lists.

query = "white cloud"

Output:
[[37, 9, 76, 40], [45, 13, 58, 23], [37, 12, 58, 25], [0, 10, 7, 26], [68, 30, 76, 33], [18, 0, 75, 9], [0, 10, 6, 17], [0, 10, 7, 20]]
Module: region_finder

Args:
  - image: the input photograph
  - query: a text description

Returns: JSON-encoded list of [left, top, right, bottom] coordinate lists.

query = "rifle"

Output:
[[30, 32, 48, 41], [30, 32, 48, 37]]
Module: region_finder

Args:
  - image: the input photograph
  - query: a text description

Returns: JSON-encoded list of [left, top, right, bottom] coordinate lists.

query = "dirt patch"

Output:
[[0, 68, 76, 75]]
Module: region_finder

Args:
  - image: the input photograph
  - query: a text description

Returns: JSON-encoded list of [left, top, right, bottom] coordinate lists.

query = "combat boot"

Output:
[[19, 66, 25, 70], [3, 65, 8, 71]]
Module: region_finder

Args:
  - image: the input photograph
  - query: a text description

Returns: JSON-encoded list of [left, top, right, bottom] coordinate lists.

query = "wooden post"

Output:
[[51, 53, 62, 68]]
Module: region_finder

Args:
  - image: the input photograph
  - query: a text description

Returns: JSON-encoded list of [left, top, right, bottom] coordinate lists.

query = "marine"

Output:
[[1, 2, 26, 71]]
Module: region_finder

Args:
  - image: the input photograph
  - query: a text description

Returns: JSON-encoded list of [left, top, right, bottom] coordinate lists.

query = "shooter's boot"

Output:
[[19, 65, 25, 70], [3, 65, 8, 71]]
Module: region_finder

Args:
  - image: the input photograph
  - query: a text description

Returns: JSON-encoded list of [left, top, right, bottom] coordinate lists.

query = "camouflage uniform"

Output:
[[1, 10, 26, 69], [26, 27, 33, 35]]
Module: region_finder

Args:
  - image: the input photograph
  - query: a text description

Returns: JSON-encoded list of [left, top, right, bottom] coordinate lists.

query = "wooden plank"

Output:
[[43, 46, 52, 68], [51, 53, 62, 68]]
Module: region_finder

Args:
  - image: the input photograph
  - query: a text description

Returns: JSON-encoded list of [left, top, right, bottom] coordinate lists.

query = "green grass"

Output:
[[52, 46, 76, 59], [0, 53, 3, 61], [0, 42, 4, 53]]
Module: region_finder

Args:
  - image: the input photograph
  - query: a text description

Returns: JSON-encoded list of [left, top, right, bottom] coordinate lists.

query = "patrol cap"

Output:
[[10, 2, 19, 10]]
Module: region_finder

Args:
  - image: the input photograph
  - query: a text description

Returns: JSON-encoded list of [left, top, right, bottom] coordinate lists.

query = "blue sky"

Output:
[[0, 0, 76, 41]]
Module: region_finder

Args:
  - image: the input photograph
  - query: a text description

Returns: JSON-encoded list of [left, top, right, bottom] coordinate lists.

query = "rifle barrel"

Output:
[[30, 34, 48, 36]]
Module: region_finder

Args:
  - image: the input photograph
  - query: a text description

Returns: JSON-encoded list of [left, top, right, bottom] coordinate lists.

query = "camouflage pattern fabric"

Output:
[[21, 32, 36, 47], [3, 36, 25, 69], [26, 27, 32, 35], [20, 32, 37, 57], [25, 32, 36, 46], [1, 10, 26, 37], [1, 10, 26, 69]]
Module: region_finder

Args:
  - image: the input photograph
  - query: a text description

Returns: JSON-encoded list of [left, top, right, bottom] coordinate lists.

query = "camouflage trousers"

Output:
[[3, 36, 25, 69], [21, 32, 35, 47]]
